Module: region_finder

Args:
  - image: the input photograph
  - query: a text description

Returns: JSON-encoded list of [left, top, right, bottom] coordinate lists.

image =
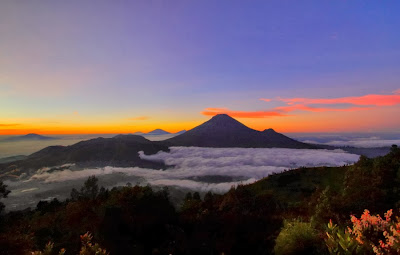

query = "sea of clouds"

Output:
[[288, 133, 400, 148], [3, 147, 360, 211]]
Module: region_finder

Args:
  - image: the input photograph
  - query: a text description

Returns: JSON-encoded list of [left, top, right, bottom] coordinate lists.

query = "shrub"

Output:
[[274, 219, 325, 255], [31, 232, 107, 255], [325, 209, 400, 255], [325, 219, 364, 255]]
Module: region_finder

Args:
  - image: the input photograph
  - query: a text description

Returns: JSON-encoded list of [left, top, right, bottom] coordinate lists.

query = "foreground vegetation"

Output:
[[0, 145, 399, 254]]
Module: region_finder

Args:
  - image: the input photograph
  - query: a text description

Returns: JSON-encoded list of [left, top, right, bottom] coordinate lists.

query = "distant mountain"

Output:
[[133, 129, 171, 136], [133, 129, 185, 136], [3, 133, 56, 142], [147, 129, 171, 135], [0, 135, 169, 180], [165, 114, 317, 149]]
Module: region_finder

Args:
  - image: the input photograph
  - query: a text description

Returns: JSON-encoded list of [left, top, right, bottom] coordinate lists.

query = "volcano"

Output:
[[165, 114, 316, 149]]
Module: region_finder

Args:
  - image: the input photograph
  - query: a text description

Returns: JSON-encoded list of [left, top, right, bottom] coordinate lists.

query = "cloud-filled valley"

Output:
[[3, 147, 360, 211]]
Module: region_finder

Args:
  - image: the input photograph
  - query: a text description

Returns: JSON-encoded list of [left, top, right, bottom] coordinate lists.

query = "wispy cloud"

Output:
[[128, 116, 149, 121], [0, 123, 20, 127]]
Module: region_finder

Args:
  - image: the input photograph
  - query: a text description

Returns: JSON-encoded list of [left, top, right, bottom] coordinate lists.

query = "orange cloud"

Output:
[[128, 116, 149, 121], [201, 108, 287, 118], [275, 104, 372, 113], [276, 93, 400, 107], [203, 91, 400, 119]]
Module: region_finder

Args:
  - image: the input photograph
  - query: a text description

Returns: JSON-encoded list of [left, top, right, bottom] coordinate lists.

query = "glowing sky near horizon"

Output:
[[1, 1, 400, 135]]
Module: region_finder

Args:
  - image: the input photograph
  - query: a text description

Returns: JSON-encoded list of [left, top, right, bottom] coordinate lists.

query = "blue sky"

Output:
[[1, 1, 400, 134]]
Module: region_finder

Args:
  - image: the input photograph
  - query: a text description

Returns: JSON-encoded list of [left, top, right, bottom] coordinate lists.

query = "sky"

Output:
[[1, 0, 400, 135]]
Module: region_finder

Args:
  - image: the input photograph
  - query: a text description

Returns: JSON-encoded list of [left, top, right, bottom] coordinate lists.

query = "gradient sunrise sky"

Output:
[[1, 1, 400, 135]]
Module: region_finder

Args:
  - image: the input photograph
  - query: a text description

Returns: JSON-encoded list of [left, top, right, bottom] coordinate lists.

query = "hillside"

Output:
[[0, 135, 168, 180]]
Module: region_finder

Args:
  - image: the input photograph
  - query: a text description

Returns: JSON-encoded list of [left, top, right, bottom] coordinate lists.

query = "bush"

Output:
[[274, 219, 325, 255], [326, 209, 400, 255], [31, 232, 107, 255]]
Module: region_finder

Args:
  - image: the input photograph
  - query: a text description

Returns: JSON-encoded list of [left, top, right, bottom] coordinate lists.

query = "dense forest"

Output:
[[0, 145, 400, 254]]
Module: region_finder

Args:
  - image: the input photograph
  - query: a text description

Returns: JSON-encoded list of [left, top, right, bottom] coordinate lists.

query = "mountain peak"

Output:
[[263, 128, 276, 133], [212, 113, 230, 118], [203, 114, 252, 131], [25, 133, 41, 137], [210, 114, 234, 121]]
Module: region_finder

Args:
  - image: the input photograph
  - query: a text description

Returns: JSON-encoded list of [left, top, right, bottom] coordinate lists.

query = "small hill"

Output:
[[165, 114, 316, 149]]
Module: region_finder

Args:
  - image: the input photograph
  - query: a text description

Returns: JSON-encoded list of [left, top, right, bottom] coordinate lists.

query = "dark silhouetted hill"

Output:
[[0, 135, 169, 179]]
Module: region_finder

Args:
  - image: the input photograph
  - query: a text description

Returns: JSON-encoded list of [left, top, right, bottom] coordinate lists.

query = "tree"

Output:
[[81, 175, 99, 200], [193, 192, 201, 201], [390, 144, 399, 154], [204, 191, 214, 202], [70, 176, 100, 200], [184, 192, 192, 201], [0, 181, 10, 214]]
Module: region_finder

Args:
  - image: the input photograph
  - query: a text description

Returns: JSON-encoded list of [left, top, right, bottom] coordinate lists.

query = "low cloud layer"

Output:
[[140, 147, 358, 170], [5, 147, 360, 211], [30, 147, 359, 189], [303, 138, 400, 148]]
